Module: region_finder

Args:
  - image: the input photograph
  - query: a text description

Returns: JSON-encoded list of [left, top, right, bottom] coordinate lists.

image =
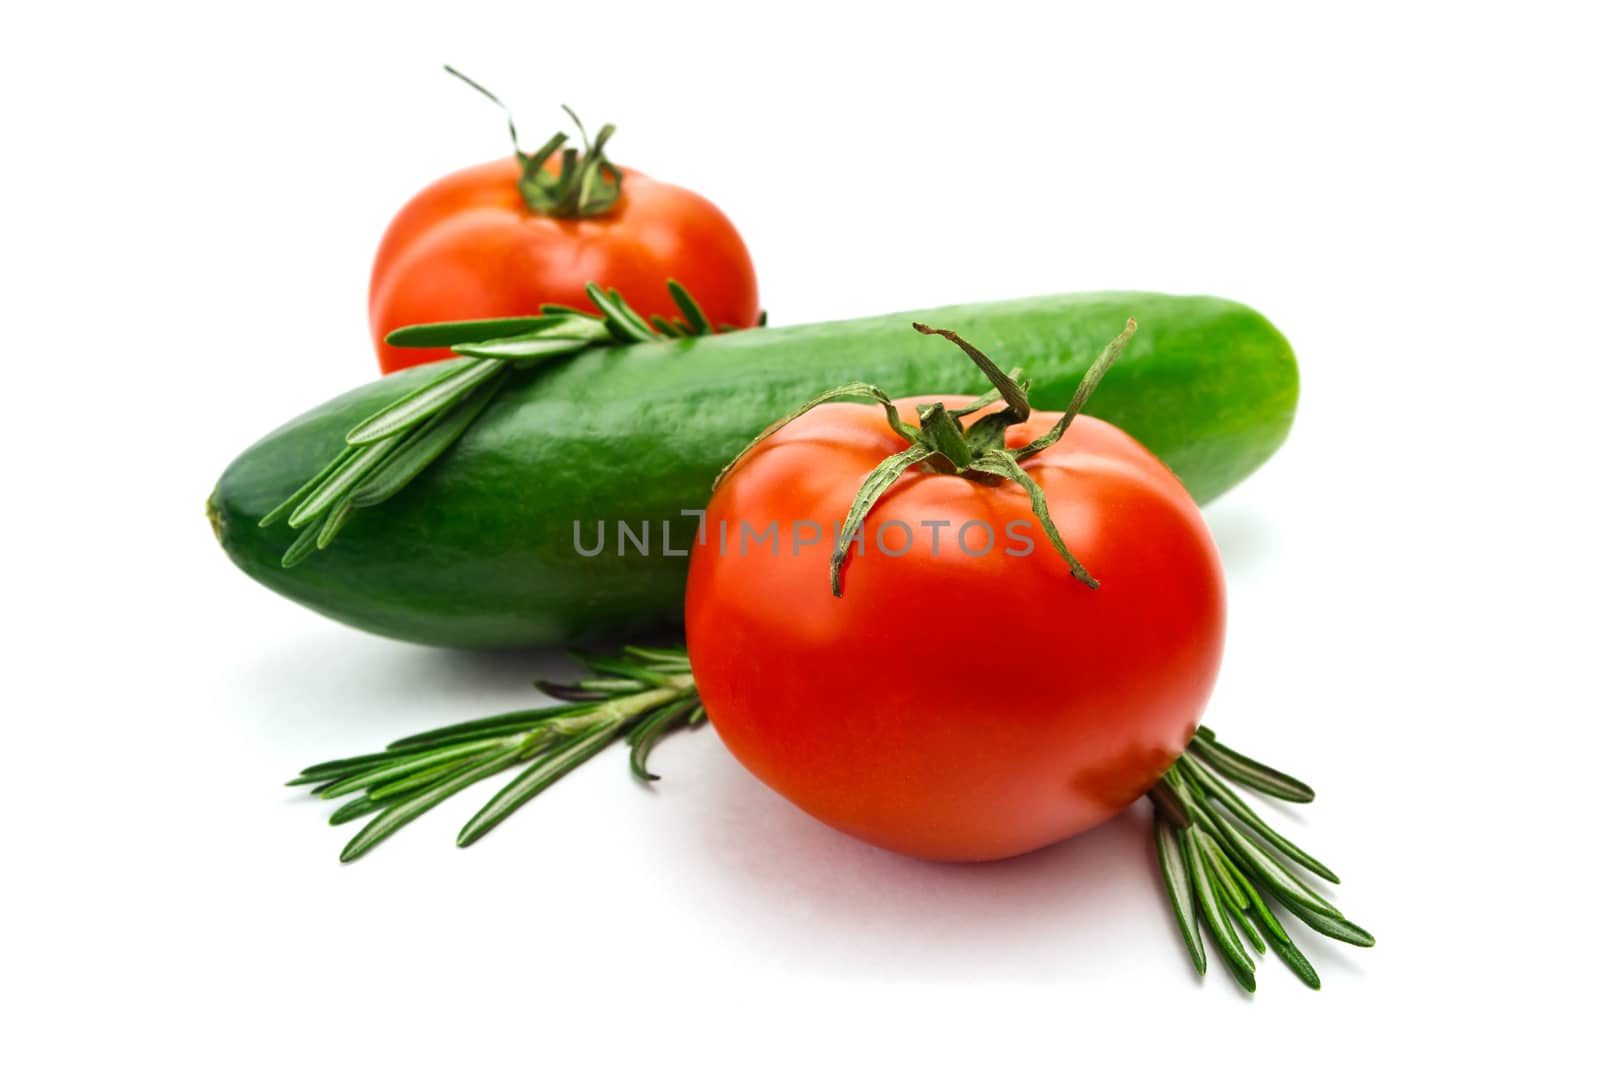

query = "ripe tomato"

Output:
[[369, 157, 760, 374], [684, 394, 1225, 862]]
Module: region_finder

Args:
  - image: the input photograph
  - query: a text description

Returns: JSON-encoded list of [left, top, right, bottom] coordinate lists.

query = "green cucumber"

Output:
[[210, 291, 1296, 648]]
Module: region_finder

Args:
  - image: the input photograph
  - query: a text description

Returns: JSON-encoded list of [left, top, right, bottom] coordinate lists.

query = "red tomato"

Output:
[[684, 397, 1225, 862], [369, 157, 760, 373]]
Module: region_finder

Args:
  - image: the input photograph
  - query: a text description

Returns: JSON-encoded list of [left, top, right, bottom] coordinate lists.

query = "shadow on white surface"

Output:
[[1203, 497, 1282, 581], [656, 740, 1188, 984]]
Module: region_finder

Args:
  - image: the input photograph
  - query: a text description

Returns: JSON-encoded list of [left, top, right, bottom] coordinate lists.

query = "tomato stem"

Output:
[[719, 320, 1139, 595], [445, 65, 623, 219]]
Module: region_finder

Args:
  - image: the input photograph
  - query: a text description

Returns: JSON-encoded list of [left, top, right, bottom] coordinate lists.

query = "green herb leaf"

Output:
[[279, 521, 322, 568], [287, 436, 403, 528], [649, 314, 688, 338], [621, 646, 692, 666], [627, 696, 701, 782], [584, 284, 656, 344], [667, 279, 712, 336], [605, 288, 659, 341], [451, 334, 594, 361], [347, 375, 507, 508], [1182, 753, 1338, 881], [329, 795, 383, 826], [1201, 797, 1344, 919], [314, 498, 355, 549], [259, 445, 355, 528], [290, 751, 401, 785], [1230, 863, 1292, 947], [1223, 889, 1267, 954], [1196, 829, 1250, 912], [340, 746, 525, 863], [385, 703, 598, 751], [346, 359, 507, 446], [1277, 896, 1376, 948], [1189, 733, 1315, 803], [456, 725, 625, 848], [386, 316, 550, 349], [1182, 826, 1256, 991], [1154, 815, 1206, 976], [568, 653, 682, 688], [319, 737, 510, 800], [1242, 892, 1322, 989], [578, 677, 652, 695], [367, 755, 490, 801]]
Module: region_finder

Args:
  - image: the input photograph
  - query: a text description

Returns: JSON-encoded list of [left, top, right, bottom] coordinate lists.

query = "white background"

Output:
[[5, 1, 1596, 1062]]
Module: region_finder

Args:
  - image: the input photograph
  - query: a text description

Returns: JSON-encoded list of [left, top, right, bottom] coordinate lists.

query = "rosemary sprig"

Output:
[[1149, 736, 1375, 993], [288, 646, 701, 863], [290, 649, 1371, 990], [261, 283, 727, 566]]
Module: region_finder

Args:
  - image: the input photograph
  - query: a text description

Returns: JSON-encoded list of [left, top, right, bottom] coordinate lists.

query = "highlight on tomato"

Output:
[[684, 321, 1227, 862], [369, 68, 761, 373]]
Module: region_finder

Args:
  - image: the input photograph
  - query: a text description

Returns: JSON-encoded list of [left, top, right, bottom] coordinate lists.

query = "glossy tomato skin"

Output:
[[369, 158, 760, 372], [684, 398, 1225, 862]]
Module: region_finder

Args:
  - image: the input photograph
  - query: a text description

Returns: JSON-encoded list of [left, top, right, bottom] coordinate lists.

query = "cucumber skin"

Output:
[[211, 292, 1296, 649]]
